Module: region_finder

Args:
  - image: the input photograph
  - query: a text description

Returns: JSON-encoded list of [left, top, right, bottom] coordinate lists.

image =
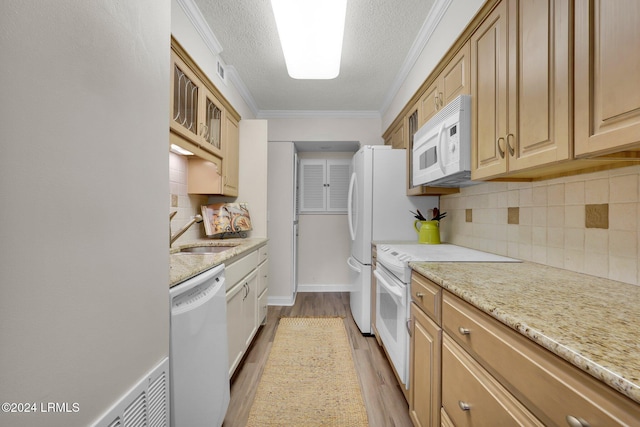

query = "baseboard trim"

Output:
[[297, 284, 353, 293], [268, 294, 297, 307]]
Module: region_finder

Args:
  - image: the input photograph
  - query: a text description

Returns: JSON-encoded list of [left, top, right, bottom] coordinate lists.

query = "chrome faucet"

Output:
[[170, 214, 203, 246]]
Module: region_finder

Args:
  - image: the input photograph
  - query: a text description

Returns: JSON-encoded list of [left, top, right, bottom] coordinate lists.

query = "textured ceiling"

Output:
[[192, 0, 436, 115]]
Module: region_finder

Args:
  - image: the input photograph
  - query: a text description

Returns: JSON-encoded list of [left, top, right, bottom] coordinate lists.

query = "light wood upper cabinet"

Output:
[[223, 114, 239, 197], [574, 0, 640, 157], [201, 87, 223, 155], [170, 51, 223, 159], [170, 51, 201, 145], [470, 1, 509, 179], [471, 0, 571, 180], [419, 42, 471, 128], [390, 120, 405, 149], [170, 37, 241, 196], [419, 82, 440, 128]]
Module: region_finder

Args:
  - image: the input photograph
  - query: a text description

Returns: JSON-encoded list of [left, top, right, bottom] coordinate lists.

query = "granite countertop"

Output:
[[170, 237, 267, 287], [410, 261, 640, 405]]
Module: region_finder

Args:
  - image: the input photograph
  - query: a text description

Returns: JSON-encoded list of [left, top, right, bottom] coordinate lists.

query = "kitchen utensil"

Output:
[[410, 210, 426, 221], [432, 211, 447, 221]]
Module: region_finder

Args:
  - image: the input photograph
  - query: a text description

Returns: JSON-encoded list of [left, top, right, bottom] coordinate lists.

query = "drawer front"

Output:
[[442, 334, 543, 427], [257, 260, 268, 295], [411, 272, 441, 325], [443, 291, 640, 426], [225, 250, 258, 290], [258, 244, 268, 264], [257, 287, 268, 326]]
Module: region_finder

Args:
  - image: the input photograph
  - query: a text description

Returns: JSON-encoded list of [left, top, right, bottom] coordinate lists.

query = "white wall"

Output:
[[382, 0, 485, 130], [238, 120, 269, 237], [296, 152, 354, 290], [268, 117, 383, 146], [297, 214, 352, 290], [267, 118, 381, 294], [267, 141, 297, 305], [0, 1, 170, 426]]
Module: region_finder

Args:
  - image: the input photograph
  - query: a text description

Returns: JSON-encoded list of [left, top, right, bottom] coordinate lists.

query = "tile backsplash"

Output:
[[169, 152, 208, 245], [440, 165, 640, 286]]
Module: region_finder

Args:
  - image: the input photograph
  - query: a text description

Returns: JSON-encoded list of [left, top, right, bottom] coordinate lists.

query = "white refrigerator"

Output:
[[347, 145, 437, 334]]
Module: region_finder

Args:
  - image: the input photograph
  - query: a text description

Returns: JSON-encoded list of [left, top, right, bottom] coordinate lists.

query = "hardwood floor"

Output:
[[223, 292, 413, 427]]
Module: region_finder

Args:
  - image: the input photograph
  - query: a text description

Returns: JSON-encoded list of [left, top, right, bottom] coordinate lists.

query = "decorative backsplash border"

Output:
[[440, 165, 640, 286]]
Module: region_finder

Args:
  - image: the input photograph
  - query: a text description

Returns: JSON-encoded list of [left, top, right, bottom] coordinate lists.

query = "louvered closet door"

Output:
[[299, 159, 351, 213], [300, 160, 326, 212], [327, 160, 351, 212]]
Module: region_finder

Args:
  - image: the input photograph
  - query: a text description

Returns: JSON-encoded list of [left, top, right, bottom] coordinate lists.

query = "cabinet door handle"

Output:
[[507, 133, 515, 156], [458, 401, 471, 411], [415, 292, 424, 299], [439, 92, 444, 106], [497, 137, 506, 158], [566, 416, 590, 427], [458, 327, 471, 335], [434, 95, 439, 110]]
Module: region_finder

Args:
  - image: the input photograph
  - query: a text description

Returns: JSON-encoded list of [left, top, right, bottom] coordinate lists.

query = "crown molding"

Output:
[[256, 110, 381, 120], [176, 0, 223, 55], [379, 0, 453, 117], [226, 65, 260, 117]]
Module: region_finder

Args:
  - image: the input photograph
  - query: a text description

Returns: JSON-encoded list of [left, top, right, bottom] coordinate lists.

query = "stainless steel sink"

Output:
[[179, 245, 239, 254]]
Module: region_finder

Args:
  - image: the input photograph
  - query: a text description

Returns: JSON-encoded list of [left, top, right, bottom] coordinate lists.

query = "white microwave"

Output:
[[412, 94, 476, 187]]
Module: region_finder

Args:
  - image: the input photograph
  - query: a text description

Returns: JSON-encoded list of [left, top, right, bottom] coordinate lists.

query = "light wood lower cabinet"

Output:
[[410, 303, 441, 427], [442, 334, 543, 426], [409, 272, 640, 427], [225, 246, 268, 376], [410, 274, 442, 427], [442, 290, 640, 426]]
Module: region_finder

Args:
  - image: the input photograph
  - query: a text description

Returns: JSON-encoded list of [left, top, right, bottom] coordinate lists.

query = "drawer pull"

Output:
[[416, 292, 425, 299], [566, 416, 590, 427], [458, 401, 471, 411], [458, 327, 471, 335]]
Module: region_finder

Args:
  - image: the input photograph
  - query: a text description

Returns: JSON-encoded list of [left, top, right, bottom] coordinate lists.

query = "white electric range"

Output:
[[374, 243, 519, 390], [377, 243, 520, 284]]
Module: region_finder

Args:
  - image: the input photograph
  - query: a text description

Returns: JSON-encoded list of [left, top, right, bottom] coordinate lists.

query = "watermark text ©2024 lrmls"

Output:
[[2, 402, 80, 414]]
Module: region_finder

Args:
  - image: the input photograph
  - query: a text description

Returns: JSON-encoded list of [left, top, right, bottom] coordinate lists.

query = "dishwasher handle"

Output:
[[170, 264, 226, 315]]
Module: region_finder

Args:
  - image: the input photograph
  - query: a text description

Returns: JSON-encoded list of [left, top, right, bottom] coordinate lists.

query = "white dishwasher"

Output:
[[170, 263, 229, 427]]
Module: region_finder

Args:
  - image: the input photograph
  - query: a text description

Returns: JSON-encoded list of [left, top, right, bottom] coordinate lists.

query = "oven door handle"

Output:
[[374, 269, 405, 305]]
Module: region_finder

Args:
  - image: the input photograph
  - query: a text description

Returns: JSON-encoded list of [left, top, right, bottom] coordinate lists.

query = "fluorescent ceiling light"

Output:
[[271, 0, 347, 79], [170, 144, 194, 156]]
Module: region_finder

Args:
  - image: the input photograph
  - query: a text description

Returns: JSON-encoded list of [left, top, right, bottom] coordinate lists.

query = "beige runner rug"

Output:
[[246, 317, 369, 426]]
